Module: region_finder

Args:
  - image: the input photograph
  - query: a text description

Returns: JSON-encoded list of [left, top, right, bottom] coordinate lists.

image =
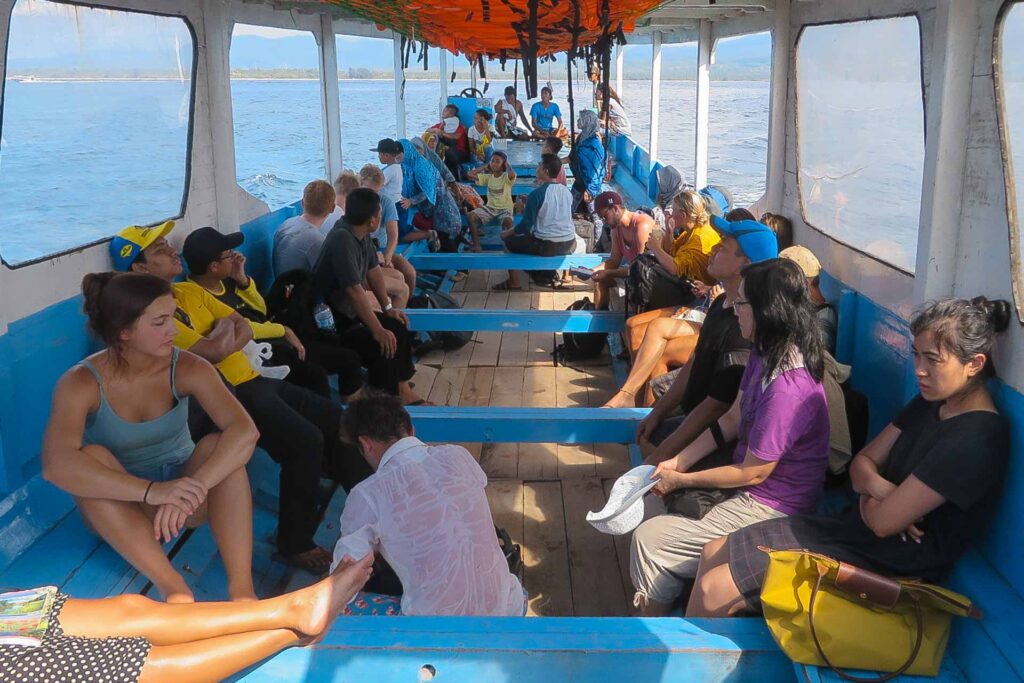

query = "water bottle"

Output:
[[313, 301, 336, 333]]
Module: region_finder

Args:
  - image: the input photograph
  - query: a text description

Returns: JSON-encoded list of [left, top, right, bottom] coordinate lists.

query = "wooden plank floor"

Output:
[[421, 267, 635, 616]]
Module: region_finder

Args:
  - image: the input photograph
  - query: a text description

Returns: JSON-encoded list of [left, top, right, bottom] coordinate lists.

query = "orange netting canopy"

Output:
[[322, 0, 662, 61]]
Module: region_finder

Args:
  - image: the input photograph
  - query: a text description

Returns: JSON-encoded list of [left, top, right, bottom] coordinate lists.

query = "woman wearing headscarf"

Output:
[[415, 134, 456, 184], [653, 165, 688, 236], [398, 138, 461, 245], [568, 109, 607, 244]]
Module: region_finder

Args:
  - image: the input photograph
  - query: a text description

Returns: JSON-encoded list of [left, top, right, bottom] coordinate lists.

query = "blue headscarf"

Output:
[[399, 138, 439, 205]]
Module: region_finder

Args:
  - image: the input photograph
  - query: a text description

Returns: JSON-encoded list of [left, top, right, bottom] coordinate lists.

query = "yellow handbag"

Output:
[[759, 548, 981, 681]]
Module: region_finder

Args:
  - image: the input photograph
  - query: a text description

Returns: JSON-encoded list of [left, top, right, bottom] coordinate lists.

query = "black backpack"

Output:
[[625, 253, 698, 317], [408, 290, 474, 351], [265, 269, 320, 338], [554, 297, 607, 362]]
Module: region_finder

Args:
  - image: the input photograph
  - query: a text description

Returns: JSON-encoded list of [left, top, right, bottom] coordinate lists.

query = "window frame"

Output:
[[793, 13, 926, 276], [995, 0, 1024, 323], [0, 0, 198, 269]]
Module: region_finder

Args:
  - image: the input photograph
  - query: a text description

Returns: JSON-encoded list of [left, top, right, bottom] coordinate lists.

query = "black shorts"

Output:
[[503, 233, 576, 256]]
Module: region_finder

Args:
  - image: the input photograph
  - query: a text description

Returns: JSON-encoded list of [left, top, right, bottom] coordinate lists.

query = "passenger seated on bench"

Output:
[[596, 86, 633, 138], [651, 165, 687, 234], [607, 191, 724, 408], [116, 225, 370, 575], [467, 151, 517, 253], [590, 191, 655, 309], [372, 137, 405, 205], [495, 85, 534, 140], [607, 215, 776, 414], [182, 227, 365, 402], [42, 270, 258, 603], [569, 110, 606, 238], [530, 86, 564, 139], [0, 554, 373, 683], [331, 395, 526, 616], [760, 211, 794, 251], [273, 180, 339, 277], [493, 154, 577, 291], [427, 104, 470, 180], [468, 108, 496, 163], [399, 138, 461, 249], [359, 164, 418, 295], [312, 188, 425, 406], [631, 258, 831, 617], [541, 137, 567, 184], [779, 245, 836, 354], [688, 297, 1012, 617]]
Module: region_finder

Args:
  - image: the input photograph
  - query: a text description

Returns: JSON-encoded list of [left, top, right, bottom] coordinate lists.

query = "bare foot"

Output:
[[292, 553, 374, 637], [602, 390, 636, 409]]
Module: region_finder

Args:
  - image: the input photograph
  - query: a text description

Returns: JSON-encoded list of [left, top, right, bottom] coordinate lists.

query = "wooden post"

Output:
[[615, 43, 624, 100], [649, 32, 663, 162], [765, 0, 790, 213], [318, 14, 343, 179], [393, 33, 407, 138], [439, 49, 450, 116], [695, 20, 712, 189]]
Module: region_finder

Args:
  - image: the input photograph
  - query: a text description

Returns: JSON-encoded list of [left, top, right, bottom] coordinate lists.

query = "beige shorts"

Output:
[[471, 206, 514, 226]]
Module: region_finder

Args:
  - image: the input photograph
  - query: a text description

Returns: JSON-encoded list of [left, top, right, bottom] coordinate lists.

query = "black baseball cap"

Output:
[[370, 138, 402, 154], [182, 226, 244, 275]]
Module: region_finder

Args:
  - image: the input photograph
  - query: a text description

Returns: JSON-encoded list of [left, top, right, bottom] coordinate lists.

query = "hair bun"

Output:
[[971, 296, 1012, 334]]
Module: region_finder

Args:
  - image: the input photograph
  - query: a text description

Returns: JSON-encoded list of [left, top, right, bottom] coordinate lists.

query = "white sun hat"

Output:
[[586, 465, 661, 535]]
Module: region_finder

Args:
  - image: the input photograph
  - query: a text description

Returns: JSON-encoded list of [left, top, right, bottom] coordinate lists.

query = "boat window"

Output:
[[230, 24, 324, 210], [336, 35, 399, 173], [795, 16, 924, 273], [711, 32, 771, 208], [997, 2, 1024, 318], [0, 1, 194, 266]]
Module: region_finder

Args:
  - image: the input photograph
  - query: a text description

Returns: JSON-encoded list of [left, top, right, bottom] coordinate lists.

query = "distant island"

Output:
[[6, 65, 771, 81]]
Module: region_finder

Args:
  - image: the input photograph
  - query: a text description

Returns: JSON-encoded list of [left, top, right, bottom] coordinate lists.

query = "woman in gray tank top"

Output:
[[41, 273, 259, 603]]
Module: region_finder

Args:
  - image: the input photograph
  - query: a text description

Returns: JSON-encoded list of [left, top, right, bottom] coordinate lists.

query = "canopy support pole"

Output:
[[199, 0, 239, 233], [392, 33, 407, 138], [913, 0, 978, 300], [764, 0, 790, 213], [615, 43, 624, 100], [439, 49, 449, 116], [694, 19, 712, 189], [318, 15, 343, 179], [649, 31, 662, 162]]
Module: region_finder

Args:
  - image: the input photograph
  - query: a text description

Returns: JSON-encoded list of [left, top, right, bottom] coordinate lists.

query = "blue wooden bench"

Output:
[[408, 253, 607, 271], [406, 309, 624, 333]]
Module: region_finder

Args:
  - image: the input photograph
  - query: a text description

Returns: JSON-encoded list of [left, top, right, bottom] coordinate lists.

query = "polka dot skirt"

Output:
[[0, 592, 151, 683]]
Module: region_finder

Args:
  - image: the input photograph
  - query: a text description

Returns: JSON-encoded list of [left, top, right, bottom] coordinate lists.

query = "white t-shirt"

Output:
[[331, 437, 525, 617], [382, 164, 403, 203]]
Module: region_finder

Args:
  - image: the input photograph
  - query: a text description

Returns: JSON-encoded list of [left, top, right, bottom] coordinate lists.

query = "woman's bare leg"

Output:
[[604, 318, 699, 408], [642, 335, 701, 406], [57, 554, 374, 644], [140, 630, 300, 683], [625, 308, 674, 357], [686, 537, 746, 617], [391, 254, 418, 294], [183, 434, 255, 601], [75, 446, 193, 603]]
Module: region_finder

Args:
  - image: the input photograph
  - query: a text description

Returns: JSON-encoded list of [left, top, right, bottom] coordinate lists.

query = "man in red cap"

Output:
[[589, 191, 656, 309]]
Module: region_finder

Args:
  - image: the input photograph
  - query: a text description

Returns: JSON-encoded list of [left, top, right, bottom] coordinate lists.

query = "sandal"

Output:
[[273, 546, 332, 574], [406, 399, 437, 406], [492, 280, 522, 291]]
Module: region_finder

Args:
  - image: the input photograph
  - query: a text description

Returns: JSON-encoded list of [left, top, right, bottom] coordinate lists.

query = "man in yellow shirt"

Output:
[[112, 223, 370, 574], [181, 227, 364, 402], [466, 151, 517, 252]]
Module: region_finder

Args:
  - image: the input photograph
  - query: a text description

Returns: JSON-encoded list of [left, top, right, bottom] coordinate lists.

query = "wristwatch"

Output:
[[384, 302, 394, 312]]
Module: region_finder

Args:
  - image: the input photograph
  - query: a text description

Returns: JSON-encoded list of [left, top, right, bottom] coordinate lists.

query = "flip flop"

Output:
[[406, 399, 437, 406], [492, 280, 522, 291]]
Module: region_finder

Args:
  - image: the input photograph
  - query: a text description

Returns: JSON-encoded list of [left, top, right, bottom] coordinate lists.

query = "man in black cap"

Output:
[[182, 227, 364, 403], [371, 138, 404, 206]]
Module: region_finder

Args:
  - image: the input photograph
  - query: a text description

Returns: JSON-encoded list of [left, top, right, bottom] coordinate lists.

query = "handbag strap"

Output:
[[808, 563, 925, 682]]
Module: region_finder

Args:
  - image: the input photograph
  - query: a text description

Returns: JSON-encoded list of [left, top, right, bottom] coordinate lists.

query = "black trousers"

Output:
[[234, 377, 372, 555], [336, 313, 416, 395], [504, 233, 577, 283]]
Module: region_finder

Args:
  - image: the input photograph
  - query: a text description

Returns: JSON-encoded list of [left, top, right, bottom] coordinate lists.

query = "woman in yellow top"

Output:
[[605, 191, 721, 408]]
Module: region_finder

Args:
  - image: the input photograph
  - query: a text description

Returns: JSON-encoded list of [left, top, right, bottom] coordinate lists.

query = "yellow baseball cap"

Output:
[[110, 221, 175, 271], [780, 245, 821, 279]]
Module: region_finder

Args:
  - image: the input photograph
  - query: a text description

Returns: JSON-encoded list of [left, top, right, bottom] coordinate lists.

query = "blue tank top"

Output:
[[81, 348, 194, 478]]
